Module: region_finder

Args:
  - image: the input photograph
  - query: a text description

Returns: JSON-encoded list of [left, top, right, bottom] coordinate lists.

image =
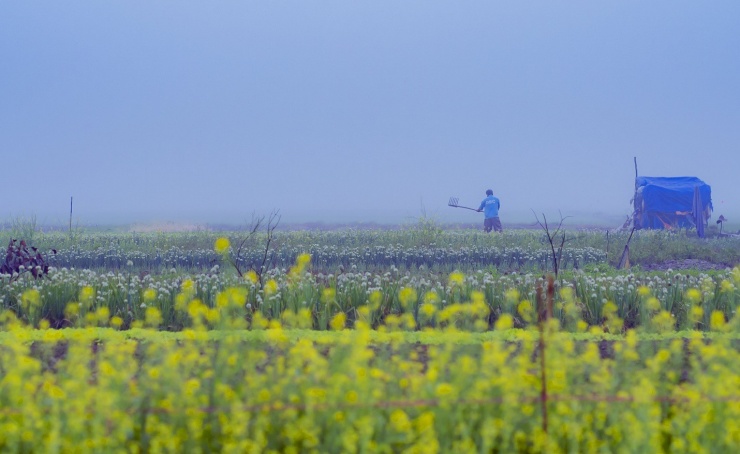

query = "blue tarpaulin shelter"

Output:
[[633, 176, 712, 234]]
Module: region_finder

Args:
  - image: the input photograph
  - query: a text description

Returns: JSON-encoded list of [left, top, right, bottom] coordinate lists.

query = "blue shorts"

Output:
[[484, 217, 503, 232]]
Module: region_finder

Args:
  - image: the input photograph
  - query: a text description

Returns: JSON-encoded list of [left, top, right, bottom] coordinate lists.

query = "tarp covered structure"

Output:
[[633, 176, 712, 232]]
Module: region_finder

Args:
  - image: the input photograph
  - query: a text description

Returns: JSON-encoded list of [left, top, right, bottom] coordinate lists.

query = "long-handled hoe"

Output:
[[448, 197, 478, 212]]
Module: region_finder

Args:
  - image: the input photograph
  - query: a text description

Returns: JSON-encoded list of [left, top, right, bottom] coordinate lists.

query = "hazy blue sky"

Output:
[[2, 1, 738, 226]]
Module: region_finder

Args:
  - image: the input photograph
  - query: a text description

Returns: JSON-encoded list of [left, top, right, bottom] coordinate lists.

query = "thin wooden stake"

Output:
[[634, 156, 639, 188], [538, 275, 554, 435]]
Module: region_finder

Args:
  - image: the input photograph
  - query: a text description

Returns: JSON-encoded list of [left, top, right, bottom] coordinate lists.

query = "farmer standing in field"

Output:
[[477, 189, 503, 233]]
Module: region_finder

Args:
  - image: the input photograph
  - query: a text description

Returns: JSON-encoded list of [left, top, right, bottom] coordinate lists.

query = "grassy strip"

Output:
[[2, 327, 739, 345]]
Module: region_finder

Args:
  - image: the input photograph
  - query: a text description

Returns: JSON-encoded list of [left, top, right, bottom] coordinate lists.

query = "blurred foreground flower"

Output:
[[214, 237, 230, 254]]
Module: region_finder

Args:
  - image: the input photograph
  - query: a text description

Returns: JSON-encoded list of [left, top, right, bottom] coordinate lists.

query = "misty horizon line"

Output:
[[2, 211, 737, 232], [1, 209, 633, 225]]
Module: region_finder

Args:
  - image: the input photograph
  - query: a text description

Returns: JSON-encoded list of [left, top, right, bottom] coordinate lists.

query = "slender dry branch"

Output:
[[230, 215, 263, 276], [224, 211, 280, 285], [532, 210, 571, 277], [257, 210, 281, 287]]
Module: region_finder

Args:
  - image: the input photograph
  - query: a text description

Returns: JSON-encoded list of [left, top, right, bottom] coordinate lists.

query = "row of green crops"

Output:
[[2, 261, 739, 331], [0, 324, 738, 453], [3, 229, 739, 273], [42, 244, 607, 274]]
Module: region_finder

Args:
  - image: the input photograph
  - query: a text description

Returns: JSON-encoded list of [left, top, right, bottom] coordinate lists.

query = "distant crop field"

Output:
[[1, 228, 738, 331]]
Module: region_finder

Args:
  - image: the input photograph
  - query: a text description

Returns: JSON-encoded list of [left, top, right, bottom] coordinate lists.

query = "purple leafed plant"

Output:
[[1, 239, 56, 283]]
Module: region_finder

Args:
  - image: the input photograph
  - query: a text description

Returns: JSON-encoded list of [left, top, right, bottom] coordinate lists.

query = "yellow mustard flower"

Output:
[[79, 286, 95, 307], [398, 287, 417, 309], [296, 253, 311, 267], [64, 302, 79, 318], [517, 300, 534, 323], [720, 279, 734, 293], [710, 311, 726, 331], [637, 285, 651, 297], [143, 288, 157, 302], [321, 287, 336, 304], [420, 303, 436, 319], [330, 312, 347, 331], [685, 288, 702, 304], [214, 237, 230, 254], [264, 279, 278, 296], [448, 271, 465, 287], [181, 279, 195, 294], [505, 288, 520, 303], [423, 291, 440, 305], [646, 297, 661, 311], [494, 314, 513, 330], [369, 290, 382, 310], [690, 306, 703, 323], [390, 409, 412, 432], [345, 390, 358, 404], [21, 289, 41, 309], [559, 287, 574, 302], [243, 270, 259, 285], [145, 307, 163, 328]]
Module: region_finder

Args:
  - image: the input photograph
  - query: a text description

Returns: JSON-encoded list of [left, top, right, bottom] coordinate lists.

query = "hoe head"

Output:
[[448, 197, 477, 211]]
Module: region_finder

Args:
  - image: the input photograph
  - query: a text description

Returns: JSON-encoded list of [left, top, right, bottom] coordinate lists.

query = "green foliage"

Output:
[[5, 215, 38, 245], [406, 214, 444, 247], [0, 227, 738, 332], [2, 263, 738, 332], [614, 229, 740, 266]]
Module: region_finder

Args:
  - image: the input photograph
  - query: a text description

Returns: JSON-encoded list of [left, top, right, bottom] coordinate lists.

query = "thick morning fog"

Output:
[[3, 3, 740, 451], [2, 1, 739, 227]]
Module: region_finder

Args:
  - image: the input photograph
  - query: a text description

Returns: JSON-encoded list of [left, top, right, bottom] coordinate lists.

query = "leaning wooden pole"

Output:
[[69, 197, 73, 234], [634, 157, 638, 188], [632, 157, 640, 230], [617, 227, 636, 270]]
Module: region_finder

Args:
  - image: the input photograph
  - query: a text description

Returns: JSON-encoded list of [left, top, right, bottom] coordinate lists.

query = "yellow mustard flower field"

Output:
[[0, 230, 739, 452]]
